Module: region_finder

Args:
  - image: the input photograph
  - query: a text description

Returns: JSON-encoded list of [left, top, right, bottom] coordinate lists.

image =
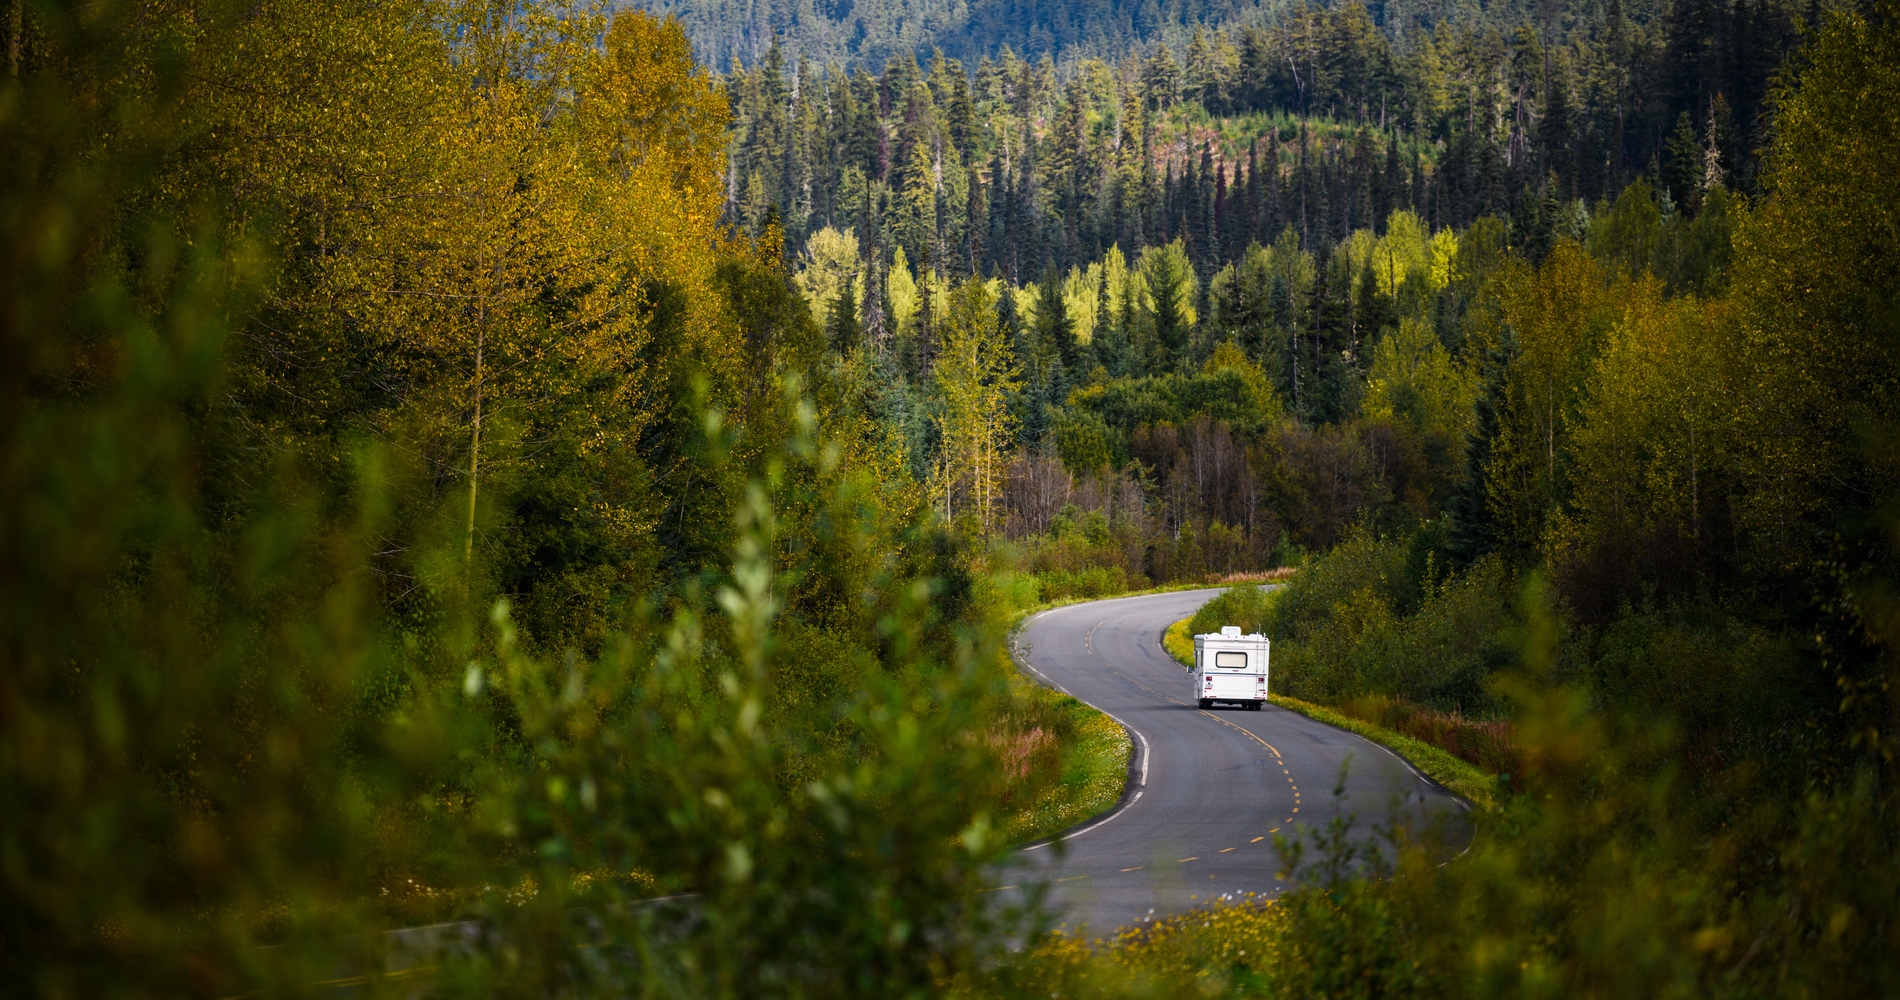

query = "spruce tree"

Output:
[[1383, 136, 1405, 221], [1307, 252, 1351, 424], [1037, 263, 1076, 371], [847, 69, 883, 178], [1194, 143, 1215, 270], [1264, 131, 1283, 240], [1244, 140, 1264, 247], [1016, 138, 1043, 278], [964, 166, 986, 276], [1269, 271, 1296, 407], [1447, 329, 1516, 567], [988, 148, 1010, 278], [1149, 250, 1191, 372], [896, 141, 937, 269], [828, 283, 861, 353], [1354, 256, 1391, 350], [1532, 172, 1564, 260], [1663, 111, 1703, 213], [948, 70, 977, 164], [1349, 128, 1375, 233], [1540, 58, 1575, 196]]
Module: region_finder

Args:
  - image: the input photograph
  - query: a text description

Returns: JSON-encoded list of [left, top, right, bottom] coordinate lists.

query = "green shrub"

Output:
[[1247, 531, 1519, 716], [1187, 581, 1283, 636], [1035, 565, 1131, 601]]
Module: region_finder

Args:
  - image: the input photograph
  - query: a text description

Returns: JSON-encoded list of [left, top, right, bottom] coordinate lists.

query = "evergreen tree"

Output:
[[963, 165, 987, 276], [989, 148, 1012, 280], [1355, 256, 1392, 348], [1663, 111, 1703, 213], [948, 67, 977, 164], [847, 68, 883, 178], [1269, 270, 1296, 403], [895, 140, 937, 269], [1015, 137, 1044, 279], [828, 282, 861, 353], [1307, 252, 1352, 423], [1380, 135, 1404, 222], [1540, 55, 1575, 197], [1446, 328, 1516, 566], [1146, 243, 1194, 372], [1036, 263, 1076, 371], [1141, 44, 1180, 111]]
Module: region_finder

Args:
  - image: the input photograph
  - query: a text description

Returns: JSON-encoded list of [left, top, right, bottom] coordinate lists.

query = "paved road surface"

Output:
[[995, 589, 1471, 936]]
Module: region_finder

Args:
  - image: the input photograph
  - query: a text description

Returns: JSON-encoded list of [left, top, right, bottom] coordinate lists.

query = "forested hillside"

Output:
[[639, 0, 1755, 82], [727, 0, 1800, 262], [721, 0, 1789, 586]]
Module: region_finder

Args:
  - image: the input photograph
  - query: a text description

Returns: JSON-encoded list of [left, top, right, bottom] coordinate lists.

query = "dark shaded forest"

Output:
[[721, 0, 1802, 268]]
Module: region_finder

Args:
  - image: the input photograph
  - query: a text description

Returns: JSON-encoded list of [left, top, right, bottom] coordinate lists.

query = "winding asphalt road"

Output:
[[995, 588, 1472, 935]]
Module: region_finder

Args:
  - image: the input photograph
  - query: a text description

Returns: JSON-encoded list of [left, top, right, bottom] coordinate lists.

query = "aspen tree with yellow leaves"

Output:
[[1562, 277, 1731, 567], [930, 279, 1018, 533], [1477, 243, 1625, 557]]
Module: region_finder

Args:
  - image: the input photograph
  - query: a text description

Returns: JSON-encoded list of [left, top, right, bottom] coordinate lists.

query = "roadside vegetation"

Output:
[[996, 680, 1134, 844]]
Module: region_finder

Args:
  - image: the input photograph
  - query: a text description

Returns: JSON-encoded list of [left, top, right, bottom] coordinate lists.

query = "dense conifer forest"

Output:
[[719, 0, 1797, 258], [3, 0, 1898, 996], [719, 0, 1790, 583]]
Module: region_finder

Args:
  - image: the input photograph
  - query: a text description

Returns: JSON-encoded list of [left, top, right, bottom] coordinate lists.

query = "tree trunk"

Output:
[[465, 321, 485, 573]]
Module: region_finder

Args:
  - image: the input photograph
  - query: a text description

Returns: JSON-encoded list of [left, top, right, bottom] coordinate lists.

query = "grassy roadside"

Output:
[[999, 678, 1134, 844], [1163, 616, 1497, 810], [1007, 579, 1227, 622], [1162, 616, 1197, 666], [973, 892, 1291, 992], [993, 581, 1232, 846]]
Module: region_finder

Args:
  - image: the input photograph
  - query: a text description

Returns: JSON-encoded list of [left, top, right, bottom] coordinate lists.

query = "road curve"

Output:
[[997, 589, 1471, 935]]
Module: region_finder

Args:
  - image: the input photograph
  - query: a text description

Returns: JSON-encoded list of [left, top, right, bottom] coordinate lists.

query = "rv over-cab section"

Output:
[[1191, 625, 1270, 711]]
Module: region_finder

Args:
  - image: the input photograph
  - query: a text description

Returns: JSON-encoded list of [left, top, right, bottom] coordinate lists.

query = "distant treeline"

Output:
[[722, 0, 1804, 284]]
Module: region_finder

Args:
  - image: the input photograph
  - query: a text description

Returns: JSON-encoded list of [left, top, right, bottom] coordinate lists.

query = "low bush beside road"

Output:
[[996, 680, 1134, 844]]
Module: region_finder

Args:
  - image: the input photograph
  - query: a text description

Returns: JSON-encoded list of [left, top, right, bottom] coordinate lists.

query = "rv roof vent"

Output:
[[1220, 626, 1242, 637]]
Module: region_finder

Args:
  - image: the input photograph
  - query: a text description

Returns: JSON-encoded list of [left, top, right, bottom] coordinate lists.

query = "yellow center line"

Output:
[[1178, 856, 1198, 863], [1251, 836, 1266, 842], [1219, 847, 1236, 853], [1197, 711, 1282, 757], [1270, 827, 1280, 833], [1056, 875, 1088, 882], [979, 884, 1019, 893], [1121, 865, 1145, 872]]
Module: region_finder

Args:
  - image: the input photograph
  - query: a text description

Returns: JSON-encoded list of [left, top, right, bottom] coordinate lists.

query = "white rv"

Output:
[[1192, 625, 1270, 710]]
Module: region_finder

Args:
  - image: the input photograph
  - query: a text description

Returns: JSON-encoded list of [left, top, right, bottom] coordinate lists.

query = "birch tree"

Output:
[[930, 280, 1019, 534]]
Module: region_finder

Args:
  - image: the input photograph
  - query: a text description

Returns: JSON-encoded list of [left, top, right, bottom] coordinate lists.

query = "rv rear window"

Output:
[[1215, 651, 1248, 668]]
